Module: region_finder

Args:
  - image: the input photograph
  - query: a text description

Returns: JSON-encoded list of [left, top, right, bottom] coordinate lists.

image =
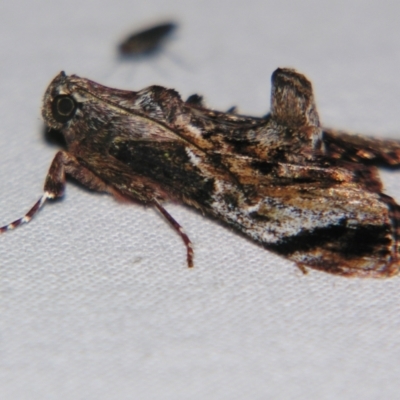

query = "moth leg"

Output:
[[0, 151, 108, 234], [0, 194, 48, 233], [295, 263, 308, 275], [185, 94, 204, 106], [323, 127, 400, 167], [153, 199, 194, 268], [45, 151, 109, 195], [226, 106, 238, 114]]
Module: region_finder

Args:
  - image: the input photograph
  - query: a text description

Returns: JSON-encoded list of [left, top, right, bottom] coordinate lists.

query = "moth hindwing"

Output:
[[2, 68, 400, 278]]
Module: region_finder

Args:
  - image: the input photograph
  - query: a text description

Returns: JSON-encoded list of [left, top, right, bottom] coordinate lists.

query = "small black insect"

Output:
[[119, 22, 177, 58]]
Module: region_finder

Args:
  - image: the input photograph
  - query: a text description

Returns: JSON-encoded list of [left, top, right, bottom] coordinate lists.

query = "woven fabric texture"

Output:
[[1, 1, 400, 399]]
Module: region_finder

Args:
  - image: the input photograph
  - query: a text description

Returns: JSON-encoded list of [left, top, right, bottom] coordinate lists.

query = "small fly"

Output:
[[119, 22, 177, 58]]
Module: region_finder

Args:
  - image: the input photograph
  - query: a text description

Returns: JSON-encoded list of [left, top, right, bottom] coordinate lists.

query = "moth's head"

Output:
[[42, 71, 80, 131], [42, 71, 114, 145]]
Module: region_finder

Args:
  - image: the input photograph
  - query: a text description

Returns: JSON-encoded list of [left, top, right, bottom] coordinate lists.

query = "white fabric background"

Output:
[[1, 1, 400, 399]]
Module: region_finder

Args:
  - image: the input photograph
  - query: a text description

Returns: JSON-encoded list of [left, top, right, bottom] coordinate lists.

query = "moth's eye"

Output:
[[51, 95, 77, 123]]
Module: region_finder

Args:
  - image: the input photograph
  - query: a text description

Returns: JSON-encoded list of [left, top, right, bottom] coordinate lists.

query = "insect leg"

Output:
[[0, 151, 109, 234], [295, 263, 308, 275], [0, 194, 48, 233], [153, 199, 194, 268]]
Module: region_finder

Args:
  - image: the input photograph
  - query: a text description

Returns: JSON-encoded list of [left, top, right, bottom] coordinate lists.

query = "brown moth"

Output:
[[2, 68, 400, 277]]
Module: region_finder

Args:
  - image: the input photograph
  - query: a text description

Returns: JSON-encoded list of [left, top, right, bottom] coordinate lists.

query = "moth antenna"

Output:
[[0, 192, 50, 233], [153, 199, 194, 268]]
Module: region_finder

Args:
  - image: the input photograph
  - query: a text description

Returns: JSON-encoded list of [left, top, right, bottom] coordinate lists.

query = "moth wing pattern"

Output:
[[323, 128, 400, 167], [1, 67, 400, 277]]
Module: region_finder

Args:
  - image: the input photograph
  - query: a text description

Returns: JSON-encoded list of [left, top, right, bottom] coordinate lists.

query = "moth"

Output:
[[2, 67, 400, 278], [118, 22, 177, 57]]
